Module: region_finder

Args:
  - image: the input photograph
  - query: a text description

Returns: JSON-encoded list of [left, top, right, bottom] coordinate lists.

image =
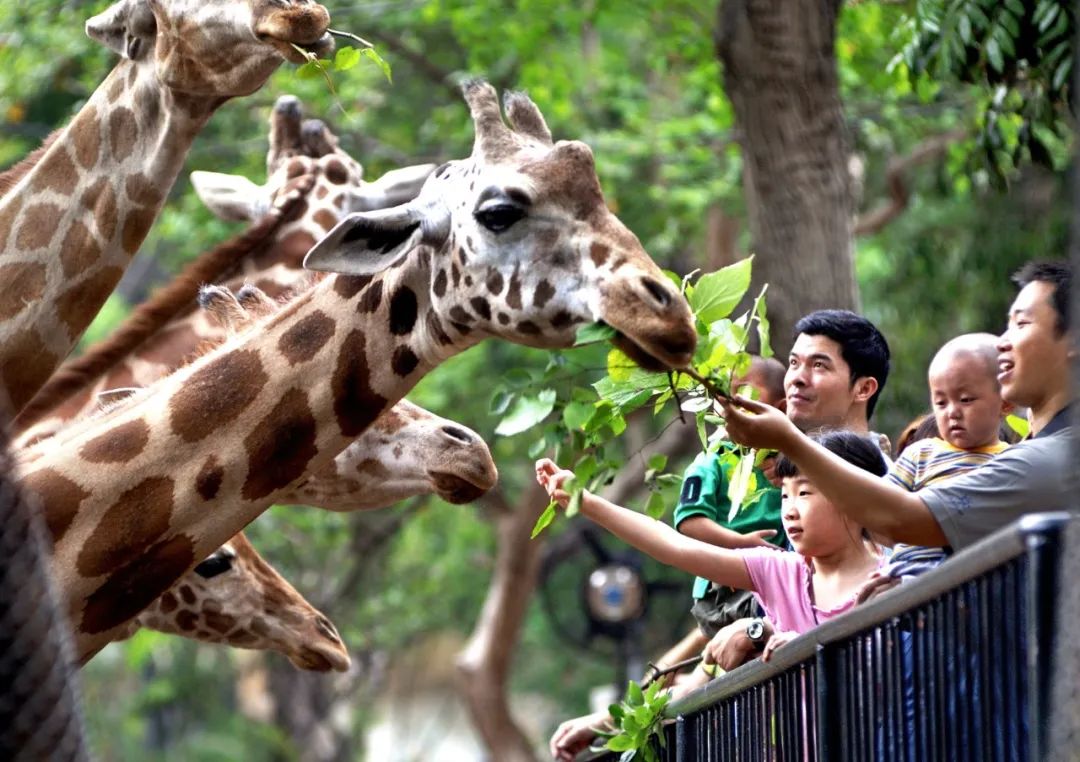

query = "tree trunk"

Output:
[[715, 0, 857, 355]]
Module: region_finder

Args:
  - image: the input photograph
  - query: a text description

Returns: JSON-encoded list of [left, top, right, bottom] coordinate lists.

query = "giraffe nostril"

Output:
[[441, 425, 474, 444], [315, 616, 341, 643], [641, 277, 672, 309]]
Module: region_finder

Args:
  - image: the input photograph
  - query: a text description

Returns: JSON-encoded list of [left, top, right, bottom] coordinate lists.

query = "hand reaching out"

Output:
[[855, 571, 902, 605], [535, 458, 575, 507], [548, 710, 612, 761], [718, 395, 801, 452], [761, 630, 799, 662]]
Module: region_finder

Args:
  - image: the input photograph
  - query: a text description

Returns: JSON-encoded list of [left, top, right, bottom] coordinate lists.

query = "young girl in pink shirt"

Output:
[[536, 430, 887, 662]]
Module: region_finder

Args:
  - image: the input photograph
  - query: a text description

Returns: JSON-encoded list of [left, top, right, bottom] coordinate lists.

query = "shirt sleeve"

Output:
[[886, 447, 918, 491], [673, 451, 729, 529], [919, 433, 1076, 550]]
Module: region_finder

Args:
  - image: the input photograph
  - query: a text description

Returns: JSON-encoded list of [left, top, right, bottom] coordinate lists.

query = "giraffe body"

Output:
[[0, 0, 331, 412], [18, 82, 696, 663]]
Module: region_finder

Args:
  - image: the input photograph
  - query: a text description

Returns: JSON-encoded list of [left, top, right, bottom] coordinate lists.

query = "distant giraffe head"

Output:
[[130, 533, 350, 672], [85, 0, 332, 100], [305, 81, 697, 370]]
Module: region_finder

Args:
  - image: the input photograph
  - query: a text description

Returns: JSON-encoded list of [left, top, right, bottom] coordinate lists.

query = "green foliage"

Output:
[[898, 0, 1075, 182], [603, 678, 671, 762], [520, 257, 770, 537]]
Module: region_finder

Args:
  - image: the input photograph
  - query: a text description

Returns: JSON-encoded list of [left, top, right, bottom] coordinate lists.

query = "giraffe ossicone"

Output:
[[19, 81, 694, 663]]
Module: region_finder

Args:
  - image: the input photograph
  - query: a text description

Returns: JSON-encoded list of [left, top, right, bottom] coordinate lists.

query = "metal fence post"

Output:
[[815, 643, 830, 762], [1026, 518, 1066, 761]]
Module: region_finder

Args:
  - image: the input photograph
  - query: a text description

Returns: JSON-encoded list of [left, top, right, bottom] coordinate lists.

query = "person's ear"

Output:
[[852, 376, 879, 404]]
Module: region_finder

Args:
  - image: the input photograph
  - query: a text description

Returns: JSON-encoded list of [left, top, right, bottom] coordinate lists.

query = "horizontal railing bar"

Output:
[[666, 512, 1071, 718]]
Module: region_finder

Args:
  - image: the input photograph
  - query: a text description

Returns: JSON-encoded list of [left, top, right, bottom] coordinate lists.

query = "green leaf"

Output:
[[361, 46, 393, 83], [688, 256, 753, 324], [645, 491, 666, 519], [333, 46, 362, 71], [726, 452, 757, 520], [755, 291, 773, 358], [296, 61, 324, 80], [986, 37, 1003, 73], [495, 389, 557, 436], [607, 348, 637, 381], [606, 735, 635, 752], [626, 680, 645, 706], [530, 502, 558, 538], [489, 389, 514, 415], [566, 488, 583, 518], [563, 400, 595, 431], [1005, 413, 1030, 438], [609, 703, 626, 721], [574, 322, 618, 345], [647, 454, 668, 472]]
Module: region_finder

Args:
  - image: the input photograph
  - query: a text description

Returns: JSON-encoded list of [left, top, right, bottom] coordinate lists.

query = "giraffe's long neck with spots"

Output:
[[0, 60, 222, 412], [17, 259, 462, 662]]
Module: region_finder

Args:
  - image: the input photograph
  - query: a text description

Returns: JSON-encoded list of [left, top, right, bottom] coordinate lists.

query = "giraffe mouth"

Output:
[[429, 471, 491, 504], [611, 330, 695, 372]]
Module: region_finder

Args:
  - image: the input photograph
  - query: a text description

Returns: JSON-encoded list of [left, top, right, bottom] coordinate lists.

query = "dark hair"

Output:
[[895, 412, 939, 457], [1011, 260, 1071, 335], [794, 310, 891, 419], [746, 356, 786, 402], [775, 430, 888, 480]]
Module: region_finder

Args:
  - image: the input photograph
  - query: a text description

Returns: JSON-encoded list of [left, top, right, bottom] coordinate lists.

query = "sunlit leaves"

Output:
[[493, 389, 557, 436], [686, 256, 753, 325], [604, 678, 671, 761]]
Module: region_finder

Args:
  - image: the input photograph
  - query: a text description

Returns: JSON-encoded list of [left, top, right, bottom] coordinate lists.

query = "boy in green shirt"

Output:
[[674, 356, 788, 636]]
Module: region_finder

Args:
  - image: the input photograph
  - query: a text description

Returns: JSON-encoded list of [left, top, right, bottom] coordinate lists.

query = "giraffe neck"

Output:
[[18, 255, 471, 662], [0, 59, 223, 412]]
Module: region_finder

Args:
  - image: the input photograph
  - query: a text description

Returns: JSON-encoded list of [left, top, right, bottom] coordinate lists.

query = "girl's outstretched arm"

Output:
[[536, 458, 754, 590]]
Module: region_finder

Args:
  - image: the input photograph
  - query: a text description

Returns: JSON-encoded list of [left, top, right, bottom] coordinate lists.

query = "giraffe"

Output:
[[13, 95, 435, 441], [16, 81, 698, 663], [0, 0, 332, 413]]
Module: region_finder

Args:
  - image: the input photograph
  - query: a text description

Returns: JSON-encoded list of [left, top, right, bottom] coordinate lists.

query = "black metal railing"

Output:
[[586, 512, 1069, 762]]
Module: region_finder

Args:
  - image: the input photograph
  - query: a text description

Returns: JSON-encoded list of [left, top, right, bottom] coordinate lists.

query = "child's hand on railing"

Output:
[[535, 458, 575, 508], [761, 630, 799, 662]]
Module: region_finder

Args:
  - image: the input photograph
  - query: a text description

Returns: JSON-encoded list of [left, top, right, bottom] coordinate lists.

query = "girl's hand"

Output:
[[548, 710, 613, 761], [743, 529, 778, 549], [718, 395, 801, 452], [761, 630, 799, 662], [535, 458, 575, 508]]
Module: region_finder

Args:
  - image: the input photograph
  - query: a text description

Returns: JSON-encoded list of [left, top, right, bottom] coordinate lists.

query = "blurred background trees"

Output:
[[0, 1, 1071, 759]]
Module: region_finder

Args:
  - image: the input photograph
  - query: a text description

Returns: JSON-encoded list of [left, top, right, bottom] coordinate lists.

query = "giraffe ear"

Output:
[[346, 164, 438, 213], [304, 201, 450, 276], [86, 0, 156, 61], [190, 171, 270, 222]]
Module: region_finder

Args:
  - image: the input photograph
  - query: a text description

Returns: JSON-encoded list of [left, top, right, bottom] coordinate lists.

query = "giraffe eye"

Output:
[[474, 203, 526, 233], [194, 553, 234, 579]]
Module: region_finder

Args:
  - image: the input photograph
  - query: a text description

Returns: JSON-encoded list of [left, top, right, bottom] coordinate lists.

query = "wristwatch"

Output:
[[745, 618, 767, 649]]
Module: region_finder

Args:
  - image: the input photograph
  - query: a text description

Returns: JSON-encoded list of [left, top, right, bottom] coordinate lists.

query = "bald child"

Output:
[[882, 333, 1011, 578]]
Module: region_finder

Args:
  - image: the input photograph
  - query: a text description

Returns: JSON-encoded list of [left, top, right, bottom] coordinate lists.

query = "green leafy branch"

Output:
[[291, 30, 392, 118], [598, 679, 671, 762], [494, 256, 774, 539]]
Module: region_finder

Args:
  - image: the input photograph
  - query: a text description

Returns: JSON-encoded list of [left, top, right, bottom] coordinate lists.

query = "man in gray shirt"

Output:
[[719, 260, 1074, 552]]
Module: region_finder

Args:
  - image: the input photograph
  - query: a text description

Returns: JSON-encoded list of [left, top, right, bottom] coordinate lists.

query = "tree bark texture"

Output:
[[715, 0, 857, 355]]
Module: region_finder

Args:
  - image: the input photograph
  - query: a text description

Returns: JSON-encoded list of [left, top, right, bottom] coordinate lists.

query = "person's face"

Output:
[[733, 369, 785, 410], [780, 475, 852, 557], [928, 354, 1004, 450], [997, 281, 1071, 410], [785, 334, 869, 431]]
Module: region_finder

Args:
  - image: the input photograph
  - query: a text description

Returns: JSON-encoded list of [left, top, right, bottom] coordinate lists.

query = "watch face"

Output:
[[747, 620, 764, 640]]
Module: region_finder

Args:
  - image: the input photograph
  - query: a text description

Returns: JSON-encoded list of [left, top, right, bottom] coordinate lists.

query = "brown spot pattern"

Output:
[[449, 306, 473, 324], [534, 280, 556, 309], [15, 202, 61, 250], [80, 534, 196, 635], [122, 206, 157, 254], [357, 279, 383, 314], [79, 419, 150, 463], [497, 312, 510, 325], [392, 346, 420, 376], [332, 329, 389, 437], [590, 242, 610, 267], [425, 309, 452, 345], [278, 310, 335, 365], [313, 208, 338, 232], [21, 468, 91, 543], [0, 263, 46, 320], [59, 220, 103, 278], [72, 108, 100, 169], [551, 310, 575, 329], [506, 269, 522, 310], [470, 297, 493, 321], [159, 592, 179, 613], [206, 612, 237, 633], [196, 456, 224, 501], [56, 266, 124, 337], [241, 388, 319, 501], [176, 609, 198, 632], [32, 148, 78, 195], [109, 107, 138, 160], [486, 270, 504, 295], [518, 320, 541, 335], [125, 173, 164, 207], [333, 274, 372, 299], [433, 269, 448, 297], [0, 194, 24, 250], [169, 350, 269, 442], [83, 179, 118, 242], [0, 329, 59, 411], [325, 159, 348, 184], [77, 476, 176, 577], [179, 585, 197, 606], [389, 287, 418, 335]]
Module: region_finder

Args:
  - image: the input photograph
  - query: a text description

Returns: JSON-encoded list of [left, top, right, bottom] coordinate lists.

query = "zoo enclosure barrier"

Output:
[[588, 511, 1070, 762]]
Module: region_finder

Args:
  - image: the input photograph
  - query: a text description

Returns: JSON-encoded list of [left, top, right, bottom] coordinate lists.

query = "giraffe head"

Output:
[[133, 532, 350, 672], [304, 81, 697, 371], [191, 96, 436, 271], [85, 0, 332, 99]]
